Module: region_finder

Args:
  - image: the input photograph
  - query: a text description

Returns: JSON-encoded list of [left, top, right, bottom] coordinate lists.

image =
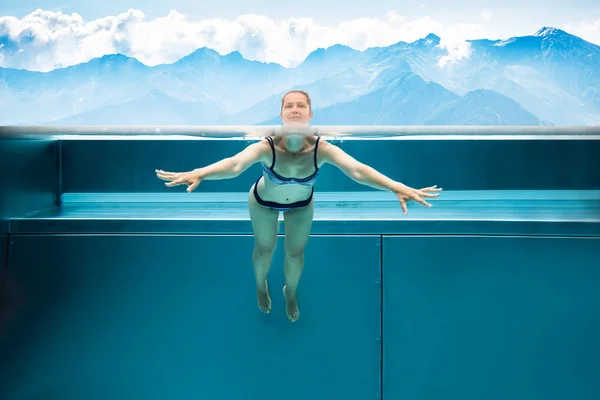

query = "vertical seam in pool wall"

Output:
[[1, 233, 9, 291], [57, 140, 63, 207], [379, 235, 384, 400]]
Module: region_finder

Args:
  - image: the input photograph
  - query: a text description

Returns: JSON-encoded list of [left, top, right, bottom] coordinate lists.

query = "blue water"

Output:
[[1, 132, 599, 399]]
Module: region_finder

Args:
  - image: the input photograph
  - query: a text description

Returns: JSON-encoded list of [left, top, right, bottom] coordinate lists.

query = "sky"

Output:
[[1, 1, 599, 71]]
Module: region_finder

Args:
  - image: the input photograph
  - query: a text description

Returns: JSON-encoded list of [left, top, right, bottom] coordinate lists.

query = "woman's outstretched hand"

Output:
[[393, 183, 443, 215], [155, 169, 202, 192]]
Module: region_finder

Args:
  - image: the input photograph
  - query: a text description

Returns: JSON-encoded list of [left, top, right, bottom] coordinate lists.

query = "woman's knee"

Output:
[[254, 242, 276, 257], [284, 247, 304, 260]]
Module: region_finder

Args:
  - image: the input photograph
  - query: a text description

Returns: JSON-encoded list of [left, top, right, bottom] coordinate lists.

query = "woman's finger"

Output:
[[421, 186, 443, 192], [187, 179, 200, 192], [165, 178, 184, 187], [418, 191, 440, 198], [399, 198, 408, 215], [411, 194, 431, 207]]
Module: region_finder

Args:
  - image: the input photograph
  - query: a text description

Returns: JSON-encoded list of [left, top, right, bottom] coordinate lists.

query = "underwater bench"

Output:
[[8, 190, 600, 237]]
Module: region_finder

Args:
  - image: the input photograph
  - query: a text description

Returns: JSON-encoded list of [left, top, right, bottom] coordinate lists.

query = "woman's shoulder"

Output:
[[315, 135, 334, 149]]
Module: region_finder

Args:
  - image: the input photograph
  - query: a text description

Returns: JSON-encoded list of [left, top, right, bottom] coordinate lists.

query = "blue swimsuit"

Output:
[[253, 135, 321, 212]]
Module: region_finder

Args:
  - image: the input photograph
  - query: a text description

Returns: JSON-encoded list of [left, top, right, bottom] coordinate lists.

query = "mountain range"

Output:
[[0, 26, 598, 126]]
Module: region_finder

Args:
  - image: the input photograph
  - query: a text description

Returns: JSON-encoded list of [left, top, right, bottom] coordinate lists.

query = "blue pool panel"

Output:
[[1, 234, 381, 400], [383, 236, 600, 400]]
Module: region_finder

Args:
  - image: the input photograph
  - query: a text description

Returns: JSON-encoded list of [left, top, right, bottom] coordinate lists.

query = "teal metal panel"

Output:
[[0, 233, 7, 334], [0, 139, 59, 219], [0, 138, 59, 289], [0, 234, 381, 400], [382, 236, 600, 400], [0, 233, 5, 266]]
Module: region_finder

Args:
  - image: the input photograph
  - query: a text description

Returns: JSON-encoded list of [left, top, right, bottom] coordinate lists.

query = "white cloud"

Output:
[[580, 19, 600, 42], [481, 11, 492, 21], [0, 8, 492, 71], [437, 23, 488, 68], [582, 19, 600, 31], [385, 10, 406, 25], [562, 19, 600, 49]]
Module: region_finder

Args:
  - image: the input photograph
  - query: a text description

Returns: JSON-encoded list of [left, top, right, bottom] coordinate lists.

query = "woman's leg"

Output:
[[248, 183, 280, 313], [282, 198, 315, 322]]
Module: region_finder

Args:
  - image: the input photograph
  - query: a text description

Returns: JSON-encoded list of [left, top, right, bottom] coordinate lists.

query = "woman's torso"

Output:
[[255, 136, 325, 204]]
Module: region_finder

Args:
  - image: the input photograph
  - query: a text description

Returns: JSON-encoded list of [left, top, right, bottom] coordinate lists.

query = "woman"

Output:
[[156, 90, 441, 323]]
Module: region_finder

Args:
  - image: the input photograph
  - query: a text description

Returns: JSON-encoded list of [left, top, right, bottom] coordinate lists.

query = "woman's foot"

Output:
[[256, 281, 271, 313], [282, 285, 300, 322]]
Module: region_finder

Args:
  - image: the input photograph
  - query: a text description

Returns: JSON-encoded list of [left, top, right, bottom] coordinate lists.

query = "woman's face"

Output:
[[280, 92, 313, 125], [279, 92, 313, 152]]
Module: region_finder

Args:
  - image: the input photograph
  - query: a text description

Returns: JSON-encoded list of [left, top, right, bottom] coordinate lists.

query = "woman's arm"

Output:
[[319, 140, 401, 192], [156, 139, 270, 192], [319, 140, 442, 214], [197, 139, 270, 180]]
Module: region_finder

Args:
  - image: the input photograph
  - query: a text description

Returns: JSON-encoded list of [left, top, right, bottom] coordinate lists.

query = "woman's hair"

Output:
[[281, 90, 312, 111]]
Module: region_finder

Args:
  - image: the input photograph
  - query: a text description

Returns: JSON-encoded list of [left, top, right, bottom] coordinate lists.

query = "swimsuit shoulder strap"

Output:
[[265, 136, 276, 169], [313, 136, 321, 170]]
